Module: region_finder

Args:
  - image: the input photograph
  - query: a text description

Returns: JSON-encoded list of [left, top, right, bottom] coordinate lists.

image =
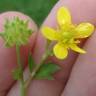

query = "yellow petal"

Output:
[[57, 7, 71, 26], [53, 43, 68, 59], [75, 23, 94, 38], [70, 44, 86, 54], [41, 27, 59, 40]]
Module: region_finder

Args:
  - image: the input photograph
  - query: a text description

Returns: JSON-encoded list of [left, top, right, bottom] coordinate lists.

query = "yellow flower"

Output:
[[41, 7, 94, 59]]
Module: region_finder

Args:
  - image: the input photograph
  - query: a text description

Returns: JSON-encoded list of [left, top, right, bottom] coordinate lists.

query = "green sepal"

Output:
[[12, 68, 21, 80], [35, 62, 60, 80], [28, 53, 35, 73]]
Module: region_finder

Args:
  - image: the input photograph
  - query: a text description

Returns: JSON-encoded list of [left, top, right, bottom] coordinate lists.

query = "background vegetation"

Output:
[[0, 0, 58, 26]]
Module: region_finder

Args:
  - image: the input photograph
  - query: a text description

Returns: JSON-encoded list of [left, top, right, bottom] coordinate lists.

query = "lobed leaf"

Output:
[[35, 62, 60, 80]]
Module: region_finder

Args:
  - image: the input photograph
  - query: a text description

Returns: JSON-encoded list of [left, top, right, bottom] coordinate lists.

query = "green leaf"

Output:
[[12, 68, 21, 80], [28, 53, 35, 72], [35, 62, 60, 80]]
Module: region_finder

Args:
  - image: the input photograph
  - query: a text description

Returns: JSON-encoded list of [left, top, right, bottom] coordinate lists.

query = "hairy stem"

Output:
[[25, 50, 49, 88], [16, 45, 25, 96]]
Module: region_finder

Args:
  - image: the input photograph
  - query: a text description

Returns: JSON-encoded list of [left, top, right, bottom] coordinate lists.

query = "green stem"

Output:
[[25, 50, 49, 88], [25, 40, 51, 89], [16, 44, 25, 96]]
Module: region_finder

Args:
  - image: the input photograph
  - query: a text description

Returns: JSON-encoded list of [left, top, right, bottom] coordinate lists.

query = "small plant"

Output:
[[0, 7, 94, 96]]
